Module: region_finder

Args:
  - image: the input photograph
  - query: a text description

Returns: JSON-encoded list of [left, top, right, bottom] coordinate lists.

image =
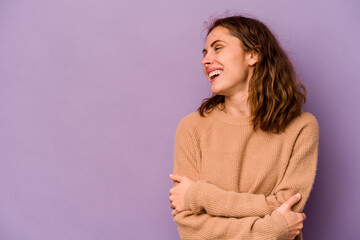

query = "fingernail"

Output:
[[169, 174, 173, 177], [296, 193, 301, 198]]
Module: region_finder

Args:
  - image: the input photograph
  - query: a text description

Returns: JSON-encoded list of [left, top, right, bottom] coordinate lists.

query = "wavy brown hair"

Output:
[[197, 15, 306, 133]]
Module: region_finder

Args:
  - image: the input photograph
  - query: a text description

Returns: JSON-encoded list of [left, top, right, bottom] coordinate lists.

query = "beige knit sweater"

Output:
[[172, 104, 319, 240]]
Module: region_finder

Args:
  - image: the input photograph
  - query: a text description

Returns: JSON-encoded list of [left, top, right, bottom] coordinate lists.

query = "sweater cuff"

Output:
[[270, 210, 289, 240], [184, 180, 203, 213]]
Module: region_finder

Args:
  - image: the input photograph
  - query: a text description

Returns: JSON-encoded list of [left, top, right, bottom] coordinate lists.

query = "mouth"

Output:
[[208, 69, 222, 82]]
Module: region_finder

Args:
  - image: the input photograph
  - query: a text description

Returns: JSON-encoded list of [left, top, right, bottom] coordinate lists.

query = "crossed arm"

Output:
[[170, 117, 319, 239]]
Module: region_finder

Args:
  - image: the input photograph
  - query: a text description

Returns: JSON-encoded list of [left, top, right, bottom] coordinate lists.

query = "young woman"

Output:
[[169, 15, 319, 240]]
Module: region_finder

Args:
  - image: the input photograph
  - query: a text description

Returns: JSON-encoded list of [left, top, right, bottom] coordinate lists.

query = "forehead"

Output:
[[204, 26, 237, 47]]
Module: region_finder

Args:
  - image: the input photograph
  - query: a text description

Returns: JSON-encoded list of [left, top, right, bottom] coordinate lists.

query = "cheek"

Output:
[[232, 55, 249, 72], [203, 67, 207, 75], [229, 64, 249, 81]]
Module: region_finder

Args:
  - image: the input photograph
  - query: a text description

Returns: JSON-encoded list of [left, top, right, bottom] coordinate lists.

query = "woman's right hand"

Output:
[[275, 193, 306, 240]]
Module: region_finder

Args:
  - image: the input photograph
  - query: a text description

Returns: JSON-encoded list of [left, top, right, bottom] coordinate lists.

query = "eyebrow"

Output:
[[202, 40, 225, 56]]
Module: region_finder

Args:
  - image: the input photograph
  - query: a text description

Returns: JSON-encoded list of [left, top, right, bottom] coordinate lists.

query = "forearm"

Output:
[[185, 181, 278, 217], [174, 210, 289, 240], [184, 180, 310, 218]]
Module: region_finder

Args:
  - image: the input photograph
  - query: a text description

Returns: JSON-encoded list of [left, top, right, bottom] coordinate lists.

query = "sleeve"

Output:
[[183, 116, 319, 218], [172, 117, 289, 239], [174, 210, 289, 240]]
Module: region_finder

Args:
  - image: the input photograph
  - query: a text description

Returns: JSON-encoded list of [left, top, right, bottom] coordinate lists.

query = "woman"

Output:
[[169, 15, 319, 240]]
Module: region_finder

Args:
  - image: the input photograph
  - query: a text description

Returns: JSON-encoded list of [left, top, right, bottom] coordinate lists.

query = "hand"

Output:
[[169, 174, 195, 216], [275, 193, 306, 240]]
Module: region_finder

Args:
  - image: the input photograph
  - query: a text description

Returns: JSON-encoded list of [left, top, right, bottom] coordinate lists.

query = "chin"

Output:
[[211, 85, 226, 95]]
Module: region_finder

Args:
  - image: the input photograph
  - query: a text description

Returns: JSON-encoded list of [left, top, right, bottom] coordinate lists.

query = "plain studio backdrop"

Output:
[[0, 0, 359, 239]]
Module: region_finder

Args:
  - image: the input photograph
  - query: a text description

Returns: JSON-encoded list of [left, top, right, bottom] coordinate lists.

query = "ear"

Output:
[[248, 50, 259, 67]]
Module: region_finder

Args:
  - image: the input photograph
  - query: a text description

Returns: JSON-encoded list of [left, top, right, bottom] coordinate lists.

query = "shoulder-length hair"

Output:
[[197, 15, 306, 133]]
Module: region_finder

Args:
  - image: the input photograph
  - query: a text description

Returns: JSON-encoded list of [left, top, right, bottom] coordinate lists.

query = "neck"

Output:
[[223, 93, 250, 117], [222, 78, 251, 117]]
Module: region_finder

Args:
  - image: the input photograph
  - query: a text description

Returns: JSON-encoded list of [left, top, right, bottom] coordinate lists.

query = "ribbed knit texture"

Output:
[[172, 104, 319, 240]]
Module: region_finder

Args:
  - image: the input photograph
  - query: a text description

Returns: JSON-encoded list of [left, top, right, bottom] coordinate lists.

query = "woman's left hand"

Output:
[[169, 174, 194, 216]]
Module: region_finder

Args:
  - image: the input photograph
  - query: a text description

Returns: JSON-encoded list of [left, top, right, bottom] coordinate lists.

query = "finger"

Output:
[[287, 232, 295, 240], [283, 193, 301, 209], [299, 223, 303, 229], [169, 174, 183, 182], [171, 209, 178, 216], [287, 233, 295, 240]]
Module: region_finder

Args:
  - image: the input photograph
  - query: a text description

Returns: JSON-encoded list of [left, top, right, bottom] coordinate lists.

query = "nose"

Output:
[[201, 53, 213, 67]]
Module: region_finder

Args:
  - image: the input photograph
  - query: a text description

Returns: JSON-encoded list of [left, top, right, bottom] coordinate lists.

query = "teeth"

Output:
[[209, 70, 222, 78]]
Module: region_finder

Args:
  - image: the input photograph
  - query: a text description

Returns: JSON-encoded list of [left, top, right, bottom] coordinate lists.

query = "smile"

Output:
[[209, 70, 222, 82]]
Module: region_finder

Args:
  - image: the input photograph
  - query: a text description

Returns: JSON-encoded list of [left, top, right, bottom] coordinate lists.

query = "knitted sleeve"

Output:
[[173, 210, 289, 240], [184, 115, 319, 218], [172, 117, 289, 239]]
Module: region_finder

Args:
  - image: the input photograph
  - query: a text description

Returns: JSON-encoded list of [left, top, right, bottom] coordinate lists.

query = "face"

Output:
[[201, 26, 257, 96]]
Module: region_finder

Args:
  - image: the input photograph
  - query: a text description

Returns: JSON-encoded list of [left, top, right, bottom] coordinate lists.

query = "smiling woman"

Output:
[[169, 15, 319, 240], [201, 27, 255, 100]]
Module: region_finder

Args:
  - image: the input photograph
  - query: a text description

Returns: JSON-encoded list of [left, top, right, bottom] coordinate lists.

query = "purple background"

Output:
[[0, 0, 359, 239]]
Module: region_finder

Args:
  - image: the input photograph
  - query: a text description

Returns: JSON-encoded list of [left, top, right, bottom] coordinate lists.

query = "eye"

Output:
[[214, 46, 222, 51], [202, 50, 207, 58]]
